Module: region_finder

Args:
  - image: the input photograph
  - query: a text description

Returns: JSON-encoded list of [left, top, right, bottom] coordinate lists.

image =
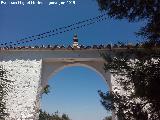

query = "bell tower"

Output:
[[73, 34, 79, 48]]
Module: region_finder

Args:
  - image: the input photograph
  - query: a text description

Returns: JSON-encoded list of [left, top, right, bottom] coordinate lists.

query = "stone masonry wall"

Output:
[[0, 60, 42, 120]]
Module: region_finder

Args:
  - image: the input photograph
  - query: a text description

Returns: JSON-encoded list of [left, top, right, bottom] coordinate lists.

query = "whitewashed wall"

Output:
[[0, 49, 115, 120], [0, 60, 42, 120]]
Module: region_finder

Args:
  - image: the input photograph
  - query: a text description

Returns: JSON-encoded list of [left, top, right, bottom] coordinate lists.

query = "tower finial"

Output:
[[73, 34, 79, 48]]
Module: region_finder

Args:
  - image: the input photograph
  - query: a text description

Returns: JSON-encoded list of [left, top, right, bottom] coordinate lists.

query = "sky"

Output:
[[41, 66, 110, 120], [0, 0, 145, 46], [0, 0, 145, 120]]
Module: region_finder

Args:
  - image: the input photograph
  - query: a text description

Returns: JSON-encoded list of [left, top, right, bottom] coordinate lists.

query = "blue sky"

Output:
[[41, 66, 110, 120], [0, 0, 144, 46], [0, 0, 145, 120]]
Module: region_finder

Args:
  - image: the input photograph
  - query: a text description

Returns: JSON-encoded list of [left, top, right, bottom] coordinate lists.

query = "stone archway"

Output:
[[39, 58, 115, 120], [40, 58, 112, 91], [0, 47, 118, 120], [39, 61, 112, 120]]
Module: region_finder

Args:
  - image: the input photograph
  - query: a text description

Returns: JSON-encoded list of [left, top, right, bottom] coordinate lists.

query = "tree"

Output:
[[0, 65, 10, 119], [39, 109, 71, 120], [96, 1, 160, 119], [97, 0, 160, 46], [99, 49, 160, 120], [103, 116, 112, 120], [62, 114, 70, 120], [42, 85, 50, 95]]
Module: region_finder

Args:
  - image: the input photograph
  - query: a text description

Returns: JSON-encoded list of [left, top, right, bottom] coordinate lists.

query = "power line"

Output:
[[1, 13, 108, 47]]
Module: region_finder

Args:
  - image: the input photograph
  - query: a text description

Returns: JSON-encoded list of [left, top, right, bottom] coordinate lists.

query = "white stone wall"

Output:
[[0, 60, 42, 120], [0, 49, 113, 120]]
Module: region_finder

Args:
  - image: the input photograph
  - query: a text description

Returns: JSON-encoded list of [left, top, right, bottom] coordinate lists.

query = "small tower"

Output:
[[73, 34, 79, 48]]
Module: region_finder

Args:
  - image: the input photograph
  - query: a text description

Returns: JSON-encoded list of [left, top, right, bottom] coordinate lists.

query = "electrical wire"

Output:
[[0, 13, 108, 47]]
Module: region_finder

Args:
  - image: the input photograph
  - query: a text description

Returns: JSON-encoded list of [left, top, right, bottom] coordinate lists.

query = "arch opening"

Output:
[[48, 63, 109, 86], [40, 64, 111, 120]]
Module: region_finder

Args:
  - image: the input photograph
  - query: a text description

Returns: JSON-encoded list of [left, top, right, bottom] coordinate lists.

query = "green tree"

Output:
[[97, 0, 160, 46], [103, 116, 112, 120], [62, 113, 70, 120], [0, 65, 10, 119], [39, 109, 48, 120], [42, 85, 50, 95], [39, 109, 71, 120], [97, 1, 160, 119], [99, 49, 160, 120]]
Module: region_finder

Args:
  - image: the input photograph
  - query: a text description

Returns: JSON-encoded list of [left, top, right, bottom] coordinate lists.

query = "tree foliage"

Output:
[[97, 0, 160, 119], [0, 65, 10, 119], [40, 85, 71, 120], [103, 116, 112, 120], [99, 49, 160, 120], [39, 109, 71, 120], [97, 0, 160, 45], [42, 85, 51, 95]]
